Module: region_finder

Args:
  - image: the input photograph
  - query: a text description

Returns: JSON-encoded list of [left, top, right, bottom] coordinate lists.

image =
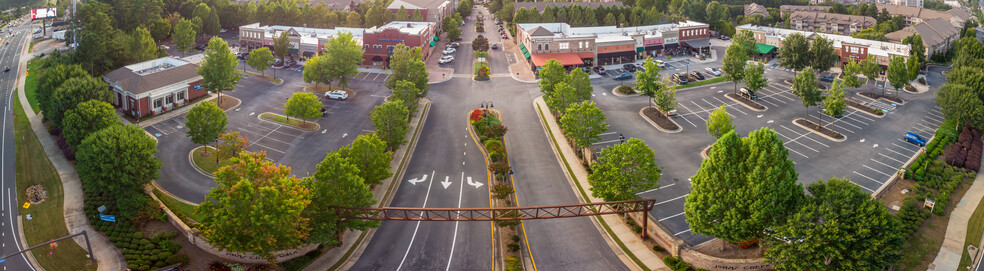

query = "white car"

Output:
[[438, 55, 454, 64], [654, 60, 665, 67], [325, 90, 348, 100], [705, 67, 722, 76], [442, 48, 456, 55]]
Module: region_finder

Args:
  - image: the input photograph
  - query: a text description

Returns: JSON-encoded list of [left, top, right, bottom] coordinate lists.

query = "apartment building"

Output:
[[780, 5, 832, 17], [875, 4, 969, 27], [238, 23, 365, 59], [885, 17, 960, 56], [737, 24, 910, 69], [789, 11, 876, 35], [744, 3, 769, 18]]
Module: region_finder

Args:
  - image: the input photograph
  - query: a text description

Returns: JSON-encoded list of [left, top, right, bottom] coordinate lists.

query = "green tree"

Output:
[[197, 151, 310, 262], [338, 133, 393, 185], [273, 31, 290, 66], [391, 80, 422, 111], [323, 32, 365, 88], [588, 138, 661, 202], [50, 76, 114, 128], [149, 17, 171, 42], [285, 92, 323, 126], [215, 132, 250, 160], [36, 64, 89, 120], [935, 83, 984, 129], [387, 44, 429, 97], [346, 11, 362, 27], [185, 101, 228, 161], [824, 79, 847, 122], [603, 13, 617, 25], [62, 100, 122, 148], [902, 34, 926, 65], [906, 54, 920, 83], [472, 35, 489, 52], [127, 24, 158, 61], [722, 39, 749, 94], [198, 36, 241, 105], [443, 16, 462, 41], [303, 151, 379, 245], [841, 58, 864, 93], [173, 18, 196, 57], [778, 33, 809, 70], [685, 128, 802, 245], [548, 82, 581, 114], [204, 9, 221, 35], [763, 178, 905, 270], [635, 58, 667, 109], [705, 1, 728, 30], [560, 101, 609, 152], [458, 0, 473, 17], [792, 68, 821, 122], [861, 57, 881, 93], [247, 47, 275, 76], [743, 61, 768, 95], [76, 125, 161, 217], [809, 36, 839, 72], [412, 10, 424, 21], [302, 53, 330, 86], [705, 105, 733, 139], [538, 59, 567, 99], [566, 67, 593, 102], [395, 6, 409, 21], [886, 56, 907, 97], [371, 100, 411, 151]]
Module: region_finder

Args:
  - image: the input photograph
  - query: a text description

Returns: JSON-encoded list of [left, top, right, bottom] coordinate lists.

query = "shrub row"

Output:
[[945, 126, 982, 172], [909, 119, 958, 181], [895, 197, 930, 237], [83, 189, 188, 270], [661, 256, 709, 271]]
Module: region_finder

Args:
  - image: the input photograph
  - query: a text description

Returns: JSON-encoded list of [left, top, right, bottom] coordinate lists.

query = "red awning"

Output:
[[531, 53, 585, 67], [577, 52, 594, 59]]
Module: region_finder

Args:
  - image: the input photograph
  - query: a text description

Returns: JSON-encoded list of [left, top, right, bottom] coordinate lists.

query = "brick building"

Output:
[[362, 21, 436, 67], [103, 57, 206, 118]]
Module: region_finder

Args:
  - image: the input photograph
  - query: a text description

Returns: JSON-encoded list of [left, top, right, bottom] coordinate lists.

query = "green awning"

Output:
[[636, 47, 645, 52], [519, 44, 531, 59], [434, 35, 439, 41], [288, 48, 299, 53], [755, 43, 776, 54], [430, 41, 436, 47]]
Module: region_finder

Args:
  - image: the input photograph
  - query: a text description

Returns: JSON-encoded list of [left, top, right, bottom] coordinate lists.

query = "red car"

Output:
[[502, 35, 508, 39]]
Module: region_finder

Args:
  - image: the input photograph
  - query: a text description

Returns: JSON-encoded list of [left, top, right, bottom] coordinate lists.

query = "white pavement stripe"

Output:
[[674, 229, 692, 236], [593, 139, 622, 145], [870, 158, 901, 170], [659, 212, 685, 222], [878, 153, 907, 164], [862, 164, 893, 177], [883, 147, 913, 157], [677, 103, 707, 122], [779, 126, 821, 152], [445, 173, 465, 271], [655, 194, 689, 206], [758, 97, 782, 107], [676, 114, 699, 128], [598, 132, 617, 136], [847, 111, 875, 122], [637, 183, 677, 195], [397, 171, 436, 271], [893, 142, 921, 152], [853, 171, 884, 185]]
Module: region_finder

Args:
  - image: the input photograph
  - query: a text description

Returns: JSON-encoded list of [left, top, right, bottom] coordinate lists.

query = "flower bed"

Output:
[[641, 107, 679, 131], [859, 92, 904, 104], [468, 108, 523, 262], [845, 100, 884, 116]]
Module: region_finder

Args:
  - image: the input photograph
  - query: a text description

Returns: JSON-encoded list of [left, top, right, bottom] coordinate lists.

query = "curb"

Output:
[[847, 102, 886, 118], [723, 93, 767, 112], [257, 112, 321, 131], [699, 144, 712, 160], [244, 71, 284, 85], [791, 118, 847, 142], [429, 68, 456, 84], [855, 92, 906, 105], [17, 215, 44, 270], [611, 86, 637, 97], [187, 146, 217, 178], [465, 108, 518, 271], [638, 107, 682, 133]]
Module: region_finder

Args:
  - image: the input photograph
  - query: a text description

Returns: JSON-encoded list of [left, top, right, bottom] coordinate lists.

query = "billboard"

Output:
[[31, 8, 56, 20]]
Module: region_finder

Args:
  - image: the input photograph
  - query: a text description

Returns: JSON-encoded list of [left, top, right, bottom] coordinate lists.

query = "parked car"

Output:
[[673, 73, 688, 84], [654, 60, 665, 67], [325, 90, 349, 100], [3, 66, 8, 72], [502, 34, 508, 39], [442, 48, 456, 55], [690, 71, 705, 80], [904, 132, 926, 146], [819, 74, 836, 82], [489, 43, 497, 50], [705, 67, 722, 76], [613, 72, 633, 80], [448, 42, 460, 48], [719, 35, 730, 40], [623, 64, 637, 72], [635, 64, 646, 72], [739, 87, 757, 100], [438, 55, 455, 64]]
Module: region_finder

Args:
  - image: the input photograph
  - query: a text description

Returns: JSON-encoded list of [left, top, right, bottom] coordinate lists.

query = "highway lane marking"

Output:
[[445, 173, 465, 270], [2, 85, 36, 269], [396, 170, 435, 271]]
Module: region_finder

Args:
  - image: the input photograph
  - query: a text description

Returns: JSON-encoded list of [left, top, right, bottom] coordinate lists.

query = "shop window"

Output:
[[538, 44, 542, 51], [154, 98, 162, 108], [177, 92, 185, 101], [166, 95, 174, 104], [559, 43, 569, 49], [545, 44, 549, 50], [387, 45, 395, 55]]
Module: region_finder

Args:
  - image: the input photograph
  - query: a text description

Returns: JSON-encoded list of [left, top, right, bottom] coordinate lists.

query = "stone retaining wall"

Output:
[[627, 212, 772, 271]]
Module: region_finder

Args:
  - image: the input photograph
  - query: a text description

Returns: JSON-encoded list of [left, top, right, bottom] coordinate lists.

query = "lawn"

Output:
[[474, 61, 490, 78], [191, 146, 232, 176], [13, 92, 98, 271], [677, 76, 726, 89], [260, 112, 318, 130], [24, 59, 42, 113], [959, 192, 984, 271], [153, 188, 205, 223]]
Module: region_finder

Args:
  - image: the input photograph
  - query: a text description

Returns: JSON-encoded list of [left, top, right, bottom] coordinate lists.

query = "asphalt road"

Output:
[[0, 20, 39, 271]]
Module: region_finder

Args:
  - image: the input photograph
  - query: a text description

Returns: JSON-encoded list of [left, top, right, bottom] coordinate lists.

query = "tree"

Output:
[[706, 105, 733, 139], [935, 83, 984, 129], [653, 83, 677, 113], [733, 30, 758, 57], [906, 54, 920, 83], [841, 58, 863, 92], [215, 132, 250, 160], [809, 36, 839, 72], [371, 100, 411, 151], [412, 10, 424, 21], [173, 18, 196, 57], [903, 34, 926, 65], [886, 56, 907, 97], [705, 1, 728, 29], [205, 9, 221, 35], [62, 100, 122, 148], [197, 151, 310, 262], [566, 68, 593, 102], [387, 44, 429, 97], [721, 39, 749, 94], [457, 0, 472, 17], [323, 32, 365, 88], [285, 92, 323, 126], [538, 59, 567, 98], [743, 61, 768, 95], [635, 58, 667, 109], [472, 35, 489, 52], [186, 101, 228, 161], [303, 152, 379, 245], [273, 31, 290, 65], [603, 13, 617, 25], [391, 80, 422, 111], [149, 17, 171, 42], [588, 138, 661, 202], [302, 53, 330, 87], [76, 125, 161, 217], [763, 178, 905, 270], [247, 47, 275, 76], [824, 79, 847, 123], [778, 33, 809, 70], [36, 64, 89, 119], [685, 128, 802, 245], [861, 57, 881, 93], [50, 76, 114, 128], [395, 6, 409, 21], [346, 11, 362, 27], [792, 68, 821, 122], [560, 101, 609, 152], [337, 133, 393, 185], [443, 16, 462, 41], [198, 36, 241, 105], [128, 26, 158, 62]]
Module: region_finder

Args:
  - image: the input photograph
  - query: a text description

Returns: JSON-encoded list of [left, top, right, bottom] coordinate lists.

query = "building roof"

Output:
[[387, 0, 448, 10], [875, 4, 951, 21], [736, 24, 911, 58], [780, 5, 831, 14], [744, 3, 769, 17], [517, 21, 705, 41], [514, 1, 622, 13], [885, 17, 960, 49], [103, 57, 200, 95], [240, 23, 365, 40], [947, 8, 972, 22], [365, 21, 434, 35], [790, 11, 876, 28]]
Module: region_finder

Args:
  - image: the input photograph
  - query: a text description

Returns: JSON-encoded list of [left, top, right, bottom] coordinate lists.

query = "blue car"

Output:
[[904, 132, 926, 147], [614, 72, 633, 80]]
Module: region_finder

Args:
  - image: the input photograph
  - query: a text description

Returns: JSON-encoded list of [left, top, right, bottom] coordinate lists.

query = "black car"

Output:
[[673, 73, 688, 84], [819, 74, 836, 82], [690, 71, 705, 80], [3, 66, 8, 72], [622, 64, 637, 72]]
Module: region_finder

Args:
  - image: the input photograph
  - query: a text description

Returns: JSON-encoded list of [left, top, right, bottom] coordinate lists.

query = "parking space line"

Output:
[[250, 141, 287, 154], [862, 164, 893, 177], [846, 111, 875, 123], [827, 122, 856, 133], [852, 171, 884, 185], [914, 122, 934, 131], [757, 97, 781, 107], [779, 125, 821, 151], [711, 96, 747, 115], [892, 142, 921, 152], [677, 103, 707, 122], [598, 132, 617, 136], [637, 183, 677, 195], [882, 147, 912, 158], [362, 72, 372, 79], [921, 118, 942, 127], [926, 111, 944, 120], [877, 153, 906, 164], [673, 229, 692, 236], [659, 212, 685, 222], [655, 194, 688, 206], [593, 139, 621, 145], [689, 100, 710, 115], [870, 158, 901, 170], [675, 114, 698, 128], [701, 99, 732, 117]]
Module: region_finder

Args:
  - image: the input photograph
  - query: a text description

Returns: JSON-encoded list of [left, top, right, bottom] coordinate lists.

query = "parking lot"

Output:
[[589, 61, 948, 246], [227, 115, 309, 162]]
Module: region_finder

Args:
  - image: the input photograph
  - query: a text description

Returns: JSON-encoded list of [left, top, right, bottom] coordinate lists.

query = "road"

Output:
[[0, 20, 39, 271]]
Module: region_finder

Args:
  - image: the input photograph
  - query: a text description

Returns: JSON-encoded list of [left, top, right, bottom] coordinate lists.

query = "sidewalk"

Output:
[[929, 154, 984, 271], [533, 97, 667, 271], [15, 40, 126, 271]]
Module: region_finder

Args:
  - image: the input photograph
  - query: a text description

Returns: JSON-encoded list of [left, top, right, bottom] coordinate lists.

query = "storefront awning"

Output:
[[577, 52, 594, 59], [434, 35, 439, 41], [531, 53, 584, 67], [519, 44, 531, 59], [663, 43, 679, 49], [755, 43, 776, 54], [682, 38, 710, 49], [302, 51, 315, 58], [430, 41, 436, 47], [288, 48, 299, 53], [636, 47, 645, 52], [597, 50, 636, 58]]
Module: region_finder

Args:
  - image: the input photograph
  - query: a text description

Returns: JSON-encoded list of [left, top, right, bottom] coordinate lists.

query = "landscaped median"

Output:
[[190, 146, 232, 177], [244, 71, 284, 84], [676, 76, 726, 89], [260, 112, 320, 131]]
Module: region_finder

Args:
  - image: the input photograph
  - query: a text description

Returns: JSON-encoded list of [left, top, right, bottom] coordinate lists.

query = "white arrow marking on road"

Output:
[[767, 120, 774, 124], [860, 139, 866, 143], [603, 92, 608, 96], [873, 144, 879, 148], [710, 87, 716, 89], [321, 129, 327, 134], [442, 176, 452, 189], [757, 114, 763, 118], [717, 90, 723, 93], [249, 112, 255, 116], [466, 177, 483, 188], [407, 174, 428, 185], [342, 133, 348, 138], [235, 107, 241, 111]]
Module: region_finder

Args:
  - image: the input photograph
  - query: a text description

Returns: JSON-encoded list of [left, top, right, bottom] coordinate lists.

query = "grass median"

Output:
[[191, 146, 231, 176], [260, 112, 319, 130], [959, 193, 984, 270], [13, 92, 97, 271], [24, 59, 42, 113], [677, 76, 726, 89]]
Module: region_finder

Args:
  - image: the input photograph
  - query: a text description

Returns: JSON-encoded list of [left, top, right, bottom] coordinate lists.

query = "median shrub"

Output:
[[662, 256, 693, 271]]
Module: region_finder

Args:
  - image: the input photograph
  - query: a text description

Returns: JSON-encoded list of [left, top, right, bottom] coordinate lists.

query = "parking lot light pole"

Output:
[[619, 133, 625, 144]]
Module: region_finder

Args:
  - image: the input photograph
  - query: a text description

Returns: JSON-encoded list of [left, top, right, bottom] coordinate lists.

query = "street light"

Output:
[[481, 101, 494, 126], [619, 133, 625, 144]]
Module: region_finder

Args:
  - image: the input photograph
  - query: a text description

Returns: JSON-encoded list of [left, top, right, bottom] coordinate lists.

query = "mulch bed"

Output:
[[795, 118, 845, 140], [724, 93, 766, 109], [845, 99, 884, 116], [859, 92, 904, 104], [642, 107, 679, 131]]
